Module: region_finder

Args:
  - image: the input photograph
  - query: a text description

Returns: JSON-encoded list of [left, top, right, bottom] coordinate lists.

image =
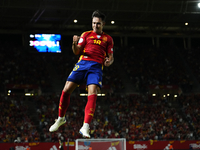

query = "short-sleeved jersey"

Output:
[[78, 30, 114, 64]]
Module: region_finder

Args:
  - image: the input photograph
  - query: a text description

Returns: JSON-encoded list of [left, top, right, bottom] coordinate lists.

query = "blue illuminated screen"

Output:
[[29, 34, 61, 53]]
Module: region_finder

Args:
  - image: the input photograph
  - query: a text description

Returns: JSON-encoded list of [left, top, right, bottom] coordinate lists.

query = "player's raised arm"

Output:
[[72, 35, 82, 55]]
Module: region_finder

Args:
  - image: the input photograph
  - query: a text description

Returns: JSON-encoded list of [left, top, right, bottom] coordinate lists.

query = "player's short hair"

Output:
[[92, 10, 106, 22]]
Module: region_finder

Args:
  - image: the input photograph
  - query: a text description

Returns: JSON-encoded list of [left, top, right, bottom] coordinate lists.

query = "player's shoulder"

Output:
[[103, 32, 112, 38], [80, 30, 93, 37], [102, 32, 113, 43]]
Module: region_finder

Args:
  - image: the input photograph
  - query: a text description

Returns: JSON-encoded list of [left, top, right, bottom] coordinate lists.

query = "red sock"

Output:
[[58, 91, 70, 117], [84, 94, 97, 124]]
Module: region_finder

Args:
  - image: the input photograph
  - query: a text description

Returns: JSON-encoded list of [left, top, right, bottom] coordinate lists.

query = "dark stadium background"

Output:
[[1, 0, 200, 150]]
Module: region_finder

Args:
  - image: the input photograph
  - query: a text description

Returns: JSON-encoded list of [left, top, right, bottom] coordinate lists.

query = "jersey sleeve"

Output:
[[78, 32, 87, 48], [107, 36, 114, 54]]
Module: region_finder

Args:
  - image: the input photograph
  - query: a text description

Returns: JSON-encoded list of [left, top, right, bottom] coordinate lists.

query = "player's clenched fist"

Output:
[[73, 35, 80, 43]]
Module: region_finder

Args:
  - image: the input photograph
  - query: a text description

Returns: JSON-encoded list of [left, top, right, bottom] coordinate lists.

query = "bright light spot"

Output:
[[97, 94, 106, 96], [25, 93, 34, 96], [152, 94, 156, 96], [198, 3, 200, 8], [8, 90, 11, 93], [163, 95, 166, 97], [167, 94, 170, 96], [185, 22, 188, 26], [74, 19, 78, 23], [80, 93, 105, 96], [30, 34, 34, 38], [111, 21, 115, 24], [80, 93, 88, 96], [174, 95, 178, 98]]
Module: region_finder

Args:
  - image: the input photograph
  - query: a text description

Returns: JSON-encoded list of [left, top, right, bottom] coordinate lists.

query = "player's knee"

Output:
[[88, 84, 98, 95], [63, 81, 77, 93]]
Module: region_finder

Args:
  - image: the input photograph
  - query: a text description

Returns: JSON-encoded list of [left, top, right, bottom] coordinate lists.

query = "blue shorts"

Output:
[[67, 60, 103, 88]]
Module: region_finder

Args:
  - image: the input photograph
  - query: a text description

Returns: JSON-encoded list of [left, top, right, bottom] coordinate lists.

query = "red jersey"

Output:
[[78, 30, 114, 64]]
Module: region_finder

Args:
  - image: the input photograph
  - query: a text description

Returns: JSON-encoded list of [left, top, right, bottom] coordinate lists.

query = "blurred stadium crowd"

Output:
[[1, 39, 200, 143]]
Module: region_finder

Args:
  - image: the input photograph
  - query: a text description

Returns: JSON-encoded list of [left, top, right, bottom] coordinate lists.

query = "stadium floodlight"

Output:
[[25, 93, 34, 96], [80, 93, 106, 96], [80, 93, 88, 96], [198, 3, 200, 8], [97, 93, 106, 96], [152, 94, 156, 96], [75, 138, 126, 150]]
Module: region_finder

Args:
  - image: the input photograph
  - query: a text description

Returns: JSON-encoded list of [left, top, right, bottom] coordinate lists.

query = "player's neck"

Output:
[[93, 30, 103, 35]]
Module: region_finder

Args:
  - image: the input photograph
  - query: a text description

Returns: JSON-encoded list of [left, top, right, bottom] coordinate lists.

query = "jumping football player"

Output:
[[49, 10, 114, 138]]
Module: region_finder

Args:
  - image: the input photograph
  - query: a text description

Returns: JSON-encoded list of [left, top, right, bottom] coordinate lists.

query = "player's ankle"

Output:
[[82, 123, 89, 128], [58, 116, 65, 121]]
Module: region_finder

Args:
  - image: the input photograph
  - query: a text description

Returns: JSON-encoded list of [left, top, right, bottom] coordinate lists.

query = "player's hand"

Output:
[[104, 57, 111, 67], [73, 35, 80, 43]]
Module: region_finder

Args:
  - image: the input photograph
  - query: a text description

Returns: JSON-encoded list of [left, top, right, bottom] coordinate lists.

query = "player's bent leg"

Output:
[[79, 84, 98, 138], [49, 81, 78, 132]]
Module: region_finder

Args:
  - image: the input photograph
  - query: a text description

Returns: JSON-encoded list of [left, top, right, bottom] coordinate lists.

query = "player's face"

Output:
[[92, 17, 104, 34]]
